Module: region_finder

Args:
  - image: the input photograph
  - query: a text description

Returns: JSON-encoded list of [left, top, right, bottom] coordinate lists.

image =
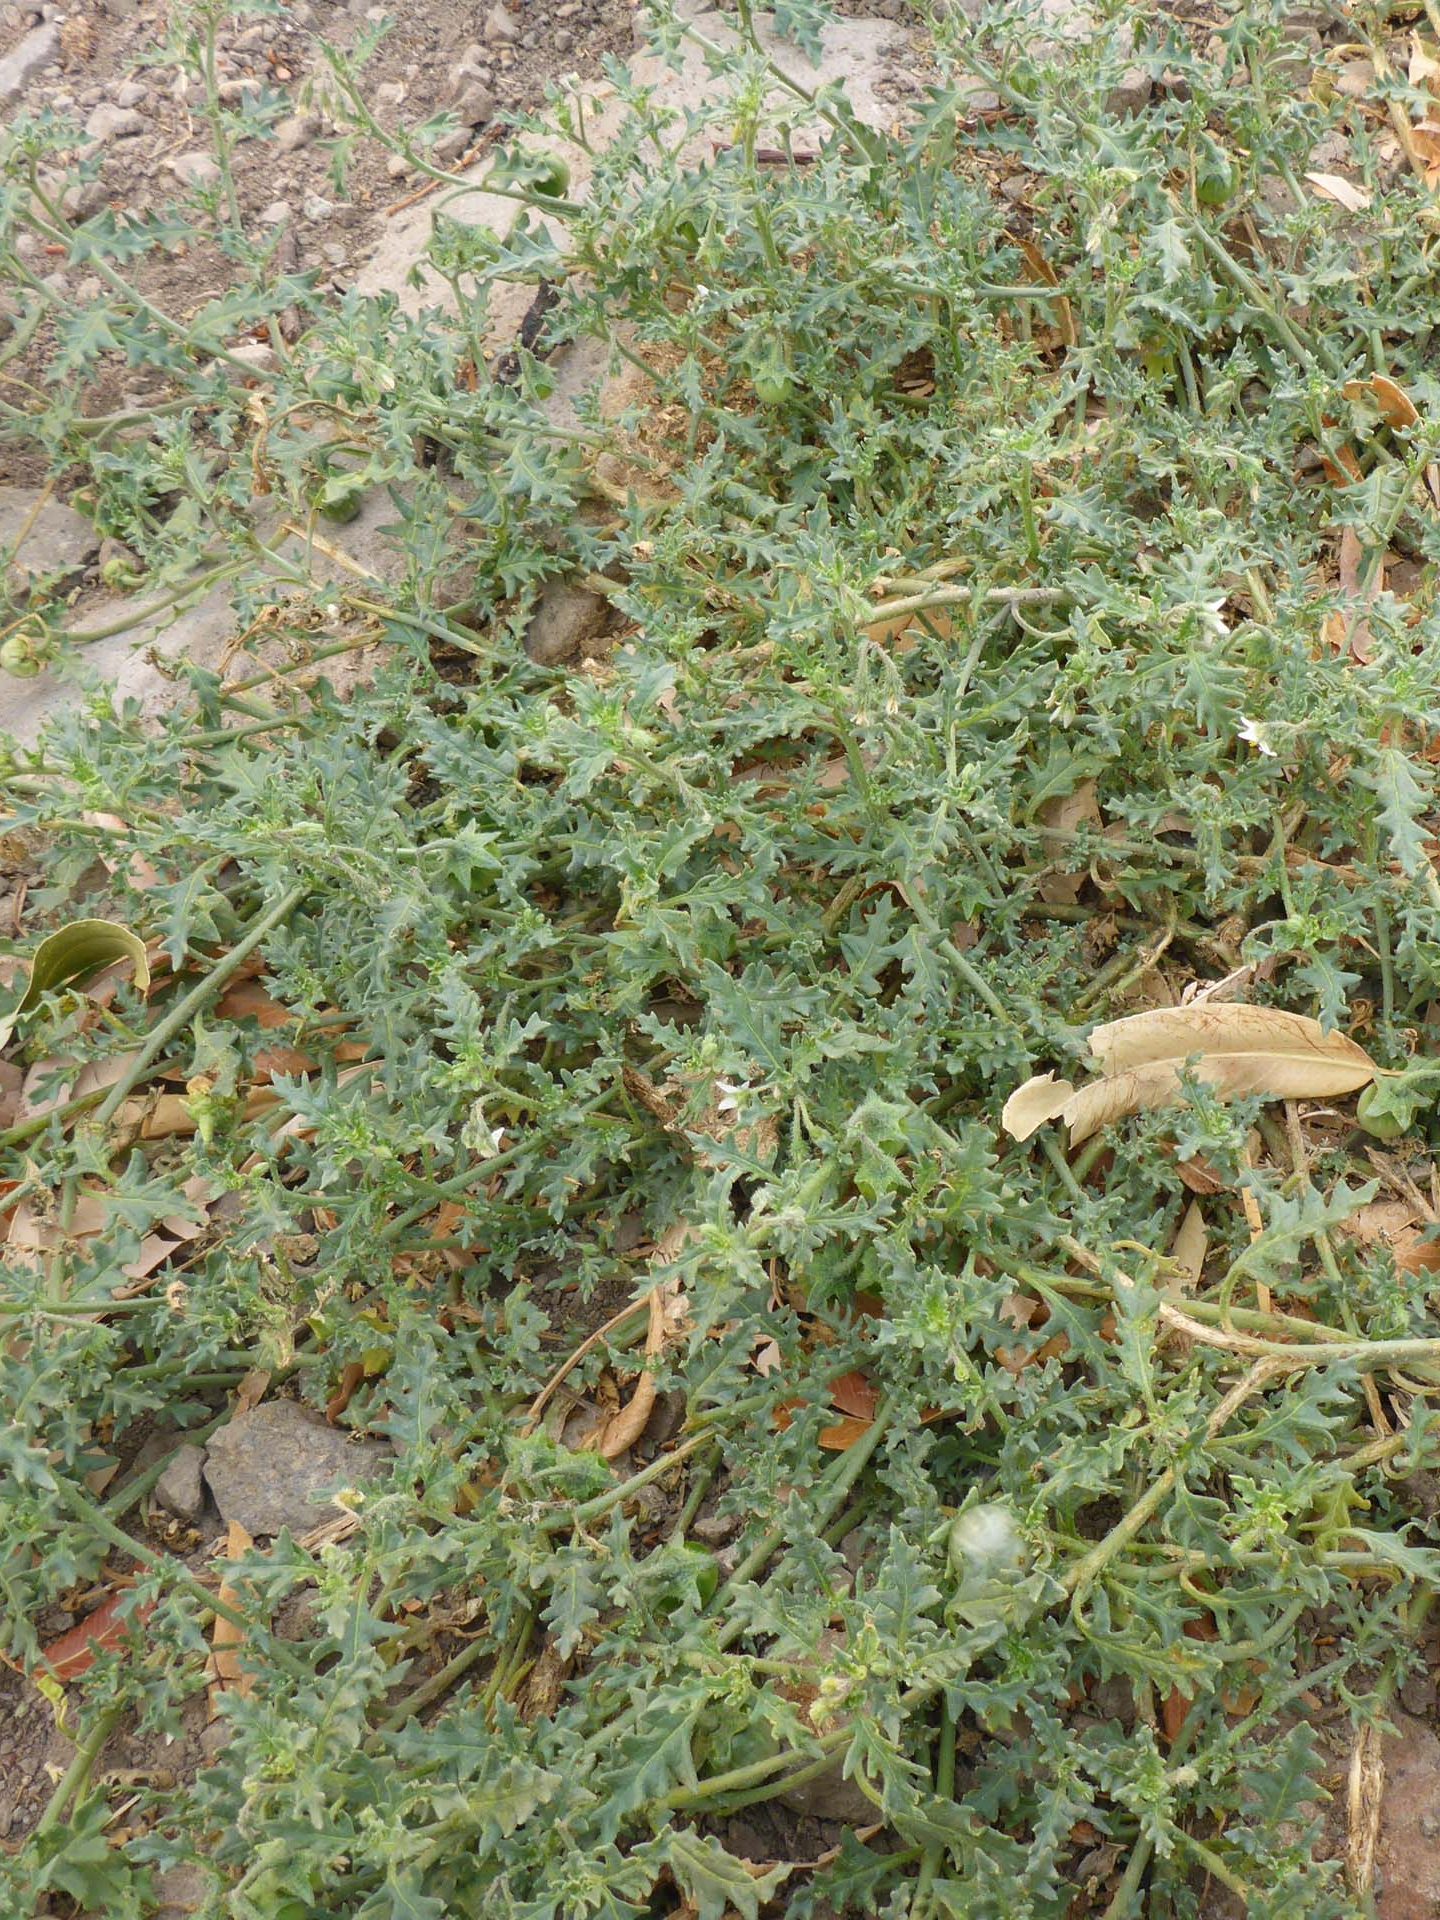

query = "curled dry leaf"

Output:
[[1001, 1070, 1076, 1142], [592, 1222, 692, 1460], [0, 919, 151, 1052], [1305, 171, 1372, 212], [208, 1520, 256, 1710], [1003, 1005, 1377, 1145], [1037, 779, 1101, 906], [42, 1590, 153, 1683], [1343, 373, 1421, 433]]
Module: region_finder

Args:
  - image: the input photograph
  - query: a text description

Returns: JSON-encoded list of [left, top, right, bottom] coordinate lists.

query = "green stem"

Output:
[[32, 1705, 124, 1839], [93, 885, 308, 1130]]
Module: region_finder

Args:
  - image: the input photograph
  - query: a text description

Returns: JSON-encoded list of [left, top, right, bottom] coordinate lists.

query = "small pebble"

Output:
[[83, 100, 144, 141], [273, 110, 320, 153], [169, 150, 221, 188]]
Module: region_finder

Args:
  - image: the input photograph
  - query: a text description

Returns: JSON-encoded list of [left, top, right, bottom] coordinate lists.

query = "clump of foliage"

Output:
[[4, 0, 1440, 1914]]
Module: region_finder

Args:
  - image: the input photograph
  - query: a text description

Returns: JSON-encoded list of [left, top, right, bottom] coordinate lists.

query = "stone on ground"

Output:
[[0, 22, 59, 103], [524, 580, 610, 664], [154, 1444, 208, 1523], [202, 1398, 388, 1538], [0, 485, 99, 596]]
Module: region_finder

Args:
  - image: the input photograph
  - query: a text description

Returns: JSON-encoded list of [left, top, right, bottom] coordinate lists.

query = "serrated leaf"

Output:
[[539, 1545, 604, 1657], [659, 1829, 791, 1920]]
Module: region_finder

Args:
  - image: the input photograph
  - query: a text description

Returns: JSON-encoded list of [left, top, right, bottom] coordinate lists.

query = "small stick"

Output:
[[385, 142, 488, 216], [522, 1294, 648, 1433]]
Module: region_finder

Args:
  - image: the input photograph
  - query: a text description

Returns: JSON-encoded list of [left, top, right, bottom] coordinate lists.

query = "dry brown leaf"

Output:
[[592, 1223, 692, 1460], [215, 978, 296, 1029], [18, 1050, 138, 1124], [1169, 1201, 1207, 1292], [80, 813, 163, 893], [1037, 779, 1101, 905], [1181, 963, 1264, 1006], [1305, 171, 1372, 212], [1410, 33, 1440, 88], [1338, 1198, 1440, 1274], [6, 1190, 109, 1260], [1062, 1052, 1373, 1145], [1342, 373, 1420, 432], [1018, 236, 1076, 348], [1001, 1070, 1076, 1141], [0, 1058, 21, 1131], [1086, 1004, 1376, 1078], [208, 1520, 255, 1710], [1006, 1005, 1376, 1145], [233, 1368, 271, 1415]]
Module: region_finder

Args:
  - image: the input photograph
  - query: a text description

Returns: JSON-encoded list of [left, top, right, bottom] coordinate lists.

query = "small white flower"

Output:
[[1239, 716, 1278, 757], [1202, 597, 1230, 638], [714, 1078, 743, 1116]]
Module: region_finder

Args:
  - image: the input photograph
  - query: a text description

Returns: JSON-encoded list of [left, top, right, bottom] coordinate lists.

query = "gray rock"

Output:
[[202, 1398, 387, 1538], [114, 79, 148, 108], [692, 1509, 739, 1545], [302, 190, 335, 220], [1106, 65, 1152, 115], [454, 82, 495, 127], [98, 536, 140, 576], [0, 484, 99, 593], [169, 150, 221, 188], [273, 111, 320, 153], [222, 339, 281, 375], [84, 101, 145, 141], [61, 177, 109, 220], [524, 580, 608, 665], [432, 125, 472, 163], [450, 40, 485, 82], [154, 1444, 207, 1522], [0, 21, 58, 102], [258, 198, 292, 225], [375, 79, 406, 106], [484, 2, 520, 43]]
